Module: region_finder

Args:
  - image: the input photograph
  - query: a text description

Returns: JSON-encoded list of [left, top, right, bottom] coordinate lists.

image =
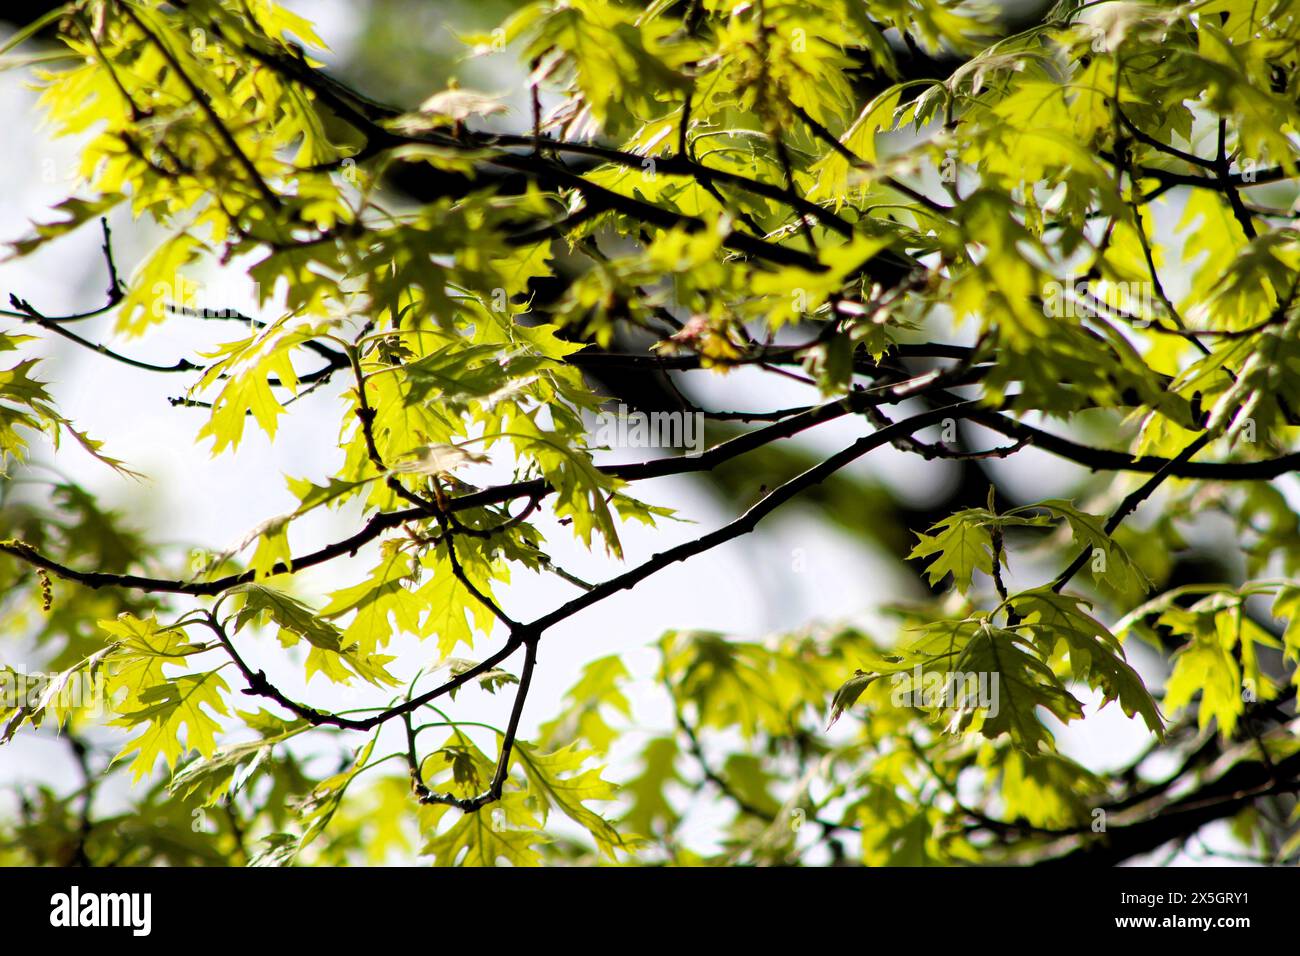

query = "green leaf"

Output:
[[421, 791, 548, 867], [230, 583, 345, 649], [1272, 585, 1300, 686], [319, 547, 422, 657], [903, 618, 1084, 753], [117, 231, 204, 336], [1010, 587, 1163, 735], [5, 194, 123, 259], [1030, 499, 1153, 595], [620, 736, 682, 836], [291, 737, 377, 855], [415, 546, 503, 657], [229, 583, 397, 687], [538, 653, 632, 753], [958, 623, 1084, 752], [512, 740, 626, 859], [100, 613, 204, 712], [437, 658, 519, 702], [1163, 631, 1243, 737], [827, 669, 875, 729], [908, 509, 996, 592], [170, 710, 311, 806], [113, 670, 231, 782]]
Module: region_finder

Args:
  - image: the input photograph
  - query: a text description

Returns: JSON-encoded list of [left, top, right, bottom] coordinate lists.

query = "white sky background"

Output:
[[0, 4, 1262, 864]]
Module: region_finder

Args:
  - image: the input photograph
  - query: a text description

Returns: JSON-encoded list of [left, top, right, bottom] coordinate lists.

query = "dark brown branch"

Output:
[[406, 635, 538, 813], [789, 102, 949, 215], [525, 399, 983, 635], [0, 218, 123, 324], [671, 688, 859, 835], [0, 372, 969, 595], [1037, 747, 1300, 866], [480, 132, 857, 241], [1050, 433, 1213, 593], [1215, 117, 1258, 240], [1115, 105, 1215, 170], [201, 606, 524, 733], [10, 374, 1300, 599], [959, 405, 1300, 480], [8, 295, 200, 374]]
